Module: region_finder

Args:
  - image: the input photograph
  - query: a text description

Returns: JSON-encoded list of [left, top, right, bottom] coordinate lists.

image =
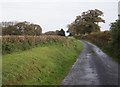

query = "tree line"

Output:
[[1, 21, 42, 35], [44, 29, 65, 36], [1, 21, 65, 36]]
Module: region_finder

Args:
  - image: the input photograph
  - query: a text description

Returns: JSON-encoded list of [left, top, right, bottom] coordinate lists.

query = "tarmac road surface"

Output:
[[61, 40, 119, 86]]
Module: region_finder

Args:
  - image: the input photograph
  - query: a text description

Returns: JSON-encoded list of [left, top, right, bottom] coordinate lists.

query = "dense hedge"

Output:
[[2, 35, 68, 54], [110, 19, 120, 61], [77, 31, 120, 63]]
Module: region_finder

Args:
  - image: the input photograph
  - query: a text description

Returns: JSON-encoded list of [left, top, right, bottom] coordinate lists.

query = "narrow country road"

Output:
[[61, 40, 119, 85]]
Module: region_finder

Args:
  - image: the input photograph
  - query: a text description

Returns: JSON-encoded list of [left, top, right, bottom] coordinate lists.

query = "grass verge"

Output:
[[2, 38, 83, 85]]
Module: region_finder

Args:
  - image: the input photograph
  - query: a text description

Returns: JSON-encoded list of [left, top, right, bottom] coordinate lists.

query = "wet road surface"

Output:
[[61, 40, 119, 85]]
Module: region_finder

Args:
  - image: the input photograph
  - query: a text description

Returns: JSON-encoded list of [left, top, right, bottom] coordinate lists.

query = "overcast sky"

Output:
[[0, 0, 119, 33]]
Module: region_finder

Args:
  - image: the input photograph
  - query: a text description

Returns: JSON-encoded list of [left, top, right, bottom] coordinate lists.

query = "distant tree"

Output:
[[2, 21, 42, 35], [14, 22, 27, 35], [2, 25, 21, 35], [58, 29, 65, 36], [44, 29, 65, 36], [30, 24, 42, 35], [67, 23, 77, 36], [67, 9, 105, 36], [44, 31, 57, 35]]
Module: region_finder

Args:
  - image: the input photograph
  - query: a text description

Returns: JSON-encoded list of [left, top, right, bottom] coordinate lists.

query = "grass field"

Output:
[[2, 38, 83, 85]]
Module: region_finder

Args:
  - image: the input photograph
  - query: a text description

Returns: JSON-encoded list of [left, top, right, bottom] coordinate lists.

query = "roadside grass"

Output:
[[2, 38, 83, 85]]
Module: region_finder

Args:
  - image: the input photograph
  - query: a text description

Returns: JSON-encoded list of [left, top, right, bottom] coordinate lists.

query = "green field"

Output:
[[2, 38, 83, 85]]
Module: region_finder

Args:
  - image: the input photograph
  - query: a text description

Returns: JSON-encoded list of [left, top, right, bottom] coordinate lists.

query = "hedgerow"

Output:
[[2, 35, 68, 54]]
